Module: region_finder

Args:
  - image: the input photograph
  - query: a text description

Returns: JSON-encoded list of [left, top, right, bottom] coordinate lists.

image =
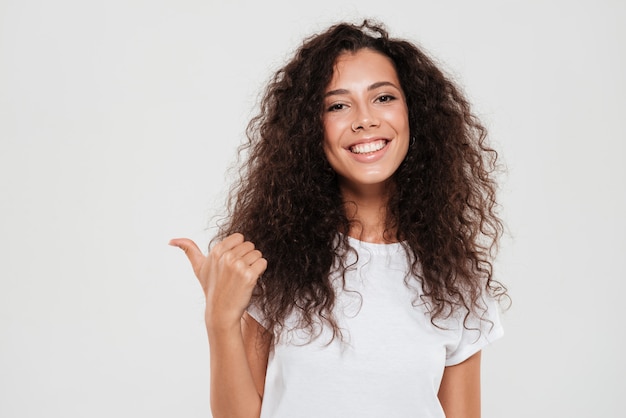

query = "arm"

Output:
[[241, 311, 271, 398], [438, 351, 482, 418], [170, 234, 269, 418], [207, 311, 270, 418]]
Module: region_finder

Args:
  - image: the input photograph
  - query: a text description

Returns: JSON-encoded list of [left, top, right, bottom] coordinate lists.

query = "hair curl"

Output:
[[216, 20, 507, 341]]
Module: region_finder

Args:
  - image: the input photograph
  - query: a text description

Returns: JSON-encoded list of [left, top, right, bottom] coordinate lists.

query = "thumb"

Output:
[[169, 238, 205, 273]]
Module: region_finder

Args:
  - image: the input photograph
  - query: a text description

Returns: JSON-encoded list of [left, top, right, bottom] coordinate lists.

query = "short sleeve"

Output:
[[246, 301, 269, 329], [445, 295, 504, 366]]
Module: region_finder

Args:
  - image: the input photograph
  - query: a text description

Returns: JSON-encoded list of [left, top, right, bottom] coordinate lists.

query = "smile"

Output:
[[349, 139, 388, 154]]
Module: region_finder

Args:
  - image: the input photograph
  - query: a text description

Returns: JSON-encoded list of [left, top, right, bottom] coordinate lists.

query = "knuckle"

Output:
[[242, 269, 259, 284], [233, 258, 246, 270], [210, 242, 223, 257], [221, 250, 236, 264]]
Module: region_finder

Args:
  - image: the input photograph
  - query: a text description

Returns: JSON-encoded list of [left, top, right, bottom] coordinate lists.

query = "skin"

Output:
[[168, 234, 268, 418], [438, 352, 482, 418], [322, 49, 409, 243], [171, 47, 483, 418]]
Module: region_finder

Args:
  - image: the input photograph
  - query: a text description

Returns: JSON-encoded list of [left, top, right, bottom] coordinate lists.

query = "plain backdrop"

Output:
[[1, 0, 624, 417]]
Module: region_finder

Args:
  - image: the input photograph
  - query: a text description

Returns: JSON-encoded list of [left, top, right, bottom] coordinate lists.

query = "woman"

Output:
[[170, 20, 507, 418]]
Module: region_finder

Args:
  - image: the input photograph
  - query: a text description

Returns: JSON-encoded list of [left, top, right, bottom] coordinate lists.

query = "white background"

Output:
[[1, 0, 624, 417]]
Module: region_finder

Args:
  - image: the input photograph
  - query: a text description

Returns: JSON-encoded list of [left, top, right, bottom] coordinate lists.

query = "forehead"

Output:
[[327, 49, 400, 88]]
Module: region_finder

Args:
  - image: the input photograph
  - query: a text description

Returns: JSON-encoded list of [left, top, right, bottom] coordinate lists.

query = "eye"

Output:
[[376, 94, 396, 103], [326, 103, 347, 112]]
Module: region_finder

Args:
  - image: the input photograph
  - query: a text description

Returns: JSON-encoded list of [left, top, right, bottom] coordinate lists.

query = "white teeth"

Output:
[[350, 140, 387, 154]]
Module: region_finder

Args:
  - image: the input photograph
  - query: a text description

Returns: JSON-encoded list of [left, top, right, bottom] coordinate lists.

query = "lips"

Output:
[[349, 139, 388, 154]]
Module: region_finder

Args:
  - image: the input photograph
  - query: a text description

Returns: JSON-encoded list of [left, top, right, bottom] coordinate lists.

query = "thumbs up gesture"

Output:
[[169, 233, 267, 333]]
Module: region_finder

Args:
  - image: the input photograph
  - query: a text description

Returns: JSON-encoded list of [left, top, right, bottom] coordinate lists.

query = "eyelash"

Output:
[[325, 94, 397, 112], [376, 94, 396, 103], [327, 103, 346, 112]]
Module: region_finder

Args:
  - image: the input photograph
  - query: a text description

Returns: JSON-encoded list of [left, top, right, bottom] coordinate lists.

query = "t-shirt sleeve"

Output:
[[246, 301, 269, 330], [445, 295, 504, 366]]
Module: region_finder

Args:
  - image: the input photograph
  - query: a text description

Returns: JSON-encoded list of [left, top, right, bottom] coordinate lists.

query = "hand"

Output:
[[169, 233, 267, 333]]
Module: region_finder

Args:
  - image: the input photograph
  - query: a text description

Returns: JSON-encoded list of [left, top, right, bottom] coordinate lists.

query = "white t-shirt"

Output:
[[247, 236, 503, 418]]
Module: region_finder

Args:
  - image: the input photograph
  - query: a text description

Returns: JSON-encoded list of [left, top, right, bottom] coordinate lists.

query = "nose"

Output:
[[351, 105, 380, 132]]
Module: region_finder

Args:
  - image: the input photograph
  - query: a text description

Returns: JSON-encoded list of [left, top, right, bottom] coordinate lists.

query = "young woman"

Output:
[[170, 20, 507, 418]]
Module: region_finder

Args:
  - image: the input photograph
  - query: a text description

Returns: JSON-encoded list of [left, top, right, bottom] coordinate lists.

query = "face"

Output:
[[322, 48, 410, 193]]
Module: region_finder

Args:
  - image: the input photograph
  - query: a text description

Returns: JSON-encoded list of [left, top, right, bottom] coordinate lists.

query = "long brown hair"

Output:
[[217, 20, 507, 340]]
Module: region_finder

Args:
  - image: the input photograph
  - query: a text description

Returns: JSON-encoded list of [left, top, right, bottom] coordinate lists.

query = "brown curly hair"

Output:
[[216, 19, 507, 340]]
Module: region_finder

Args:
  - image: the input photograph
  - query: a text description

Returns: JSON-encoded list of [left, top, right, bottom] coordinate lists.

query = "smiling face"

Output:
[[322, 48, 410, 195]]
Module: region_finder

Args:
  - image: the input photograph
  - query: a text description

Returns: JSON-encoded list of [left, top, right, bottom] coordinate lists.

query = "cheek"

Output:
[[322, 118, 337, 138], [322, 139, 338, 170], [321, 136, 344, 175], [390, 108, 410, 132], [322, 121, 342, 152], [321, 133, 333, 162]]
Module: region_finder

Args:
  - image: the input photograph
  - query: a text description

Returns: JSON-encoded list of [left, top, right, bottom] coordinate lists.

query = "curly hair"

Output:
[[216, 19, 507, 341]]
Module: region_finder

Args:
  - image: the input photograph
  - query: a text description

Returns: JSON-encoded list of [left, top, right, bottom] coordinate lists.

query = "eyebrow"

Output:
[[324, 81, 401, 98]]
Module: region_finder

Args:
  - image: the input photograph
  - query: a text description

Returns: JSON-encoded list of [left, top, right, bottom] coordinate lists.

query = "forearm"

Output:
[[438, 351, 481, 418], [208, 326, 262, 418], [169, 235, 266, 417]]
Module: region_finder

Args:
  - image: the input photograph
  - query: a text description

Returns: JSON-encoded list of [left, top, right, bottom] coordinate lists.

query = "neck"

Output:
[[339, 181, 397, 244]]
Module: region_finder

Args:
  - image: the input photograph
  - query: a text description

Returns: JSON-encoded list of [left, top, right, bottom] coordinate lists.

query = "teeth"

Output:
[[350, 140, 387, 154]]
